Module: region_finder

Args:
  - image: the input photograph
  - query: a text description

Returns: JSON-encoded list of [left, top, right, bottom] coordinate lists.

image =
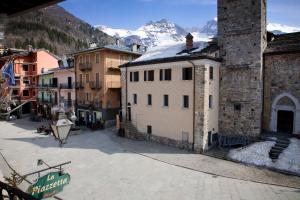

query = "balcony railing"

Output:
[[75, 82, 84, 89], [89, 81, 101, 90], [106, 81, 121, 89], [79, 63, 92, 71], [0, 181, 38, 200], [60, 83, 74, 89], [49, 83, 58, 88]]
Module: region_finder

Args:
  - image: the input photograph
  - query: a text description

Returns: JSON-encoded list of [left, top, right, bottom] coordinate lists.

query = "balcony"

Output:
[[106, 61, 121, 71], [60, 83, 74, 89], [79, 63, 92, 71], [89, 81, 101, 90], [75, 82, 84, 89], [106, 81, 121, 89], [49, 83, 58, 88]]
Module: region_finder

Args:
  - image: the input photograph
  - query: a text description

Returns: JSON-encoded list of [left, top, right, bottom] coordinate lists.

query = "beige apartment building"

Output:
[[73, 42, 142, 129], [121, 35, 221, 152]]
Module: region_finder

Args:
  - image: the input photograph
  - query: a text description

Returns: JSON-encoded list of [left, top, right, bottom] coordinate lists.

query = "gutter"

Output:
[[188, 60, 196, 151]]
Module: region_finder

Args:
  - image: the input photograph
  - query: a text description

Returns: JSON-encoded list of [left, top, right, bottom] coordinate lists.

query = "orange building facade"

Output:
[[73, 43, 142, 128], [0, 48, 59, 115]]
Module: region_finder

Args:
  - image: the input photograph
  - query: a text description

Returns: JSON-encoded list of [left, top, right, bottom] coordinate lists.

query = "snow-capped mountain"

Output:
[[97, 18, 300, 48], [97, 19, 190, 47], [267, 23, 300, 35]]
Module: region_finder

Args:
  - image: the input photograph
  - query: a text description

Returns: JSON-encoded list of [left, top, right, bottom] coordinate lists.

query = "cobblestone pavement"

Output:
[[0, 119, 299, 200]]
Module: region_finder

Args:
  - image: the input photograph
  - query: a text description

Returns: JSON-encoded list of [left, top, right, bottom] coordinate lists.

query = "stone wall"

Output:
[[194, 65, 205, 152], [218, 0, 267, 137], [263, 52, 300, 132], [120, 68, 127, 120]]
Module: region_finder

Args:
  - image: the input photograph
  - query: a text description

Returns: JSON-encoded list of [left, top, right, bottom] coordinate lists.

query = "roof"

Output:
[[49, 66, 74, 72], [264, 32, 300, 55], [0, 0, 64, 17], [72, 44, 143, 56], [121, 41, 220, 68]]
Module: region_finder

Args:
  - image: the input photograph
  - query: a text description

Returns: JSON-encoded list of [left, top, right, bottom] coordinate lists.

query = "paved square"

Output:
[[0, 119, 299, 200]]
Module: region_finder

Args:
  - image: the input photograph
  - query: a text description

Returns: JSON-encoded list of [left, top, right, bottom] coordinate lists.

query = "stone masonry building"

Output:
[[120, 0, 300, 152]]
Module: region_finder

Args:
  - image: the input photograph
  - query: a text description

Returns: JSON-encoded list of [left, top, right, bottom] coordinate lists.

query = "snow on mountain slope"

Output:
[[267, 23, 300, 35], [96, 19, 300, 48], [97, 19, 208, 48]]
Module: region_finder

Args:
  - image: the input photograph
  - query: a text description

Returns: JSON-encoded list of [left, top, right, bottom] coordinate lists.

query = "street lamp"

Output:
[[51, 118, 73, 147]]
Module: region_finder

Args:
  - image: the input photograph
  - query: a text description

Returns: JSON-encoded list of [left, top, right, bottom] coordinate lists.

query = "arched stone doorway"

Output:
[[269, 93, 300, 134]]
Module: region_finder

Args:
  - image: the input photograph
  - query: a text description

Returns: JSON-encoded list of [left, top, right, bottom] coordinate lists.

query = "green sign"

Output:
[[28, 172, 70, 199]]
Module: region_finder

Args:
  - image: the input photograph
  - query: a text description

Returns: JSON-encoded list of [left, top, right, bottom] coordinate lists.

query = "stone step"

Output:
[[271, 146, 286, 151]]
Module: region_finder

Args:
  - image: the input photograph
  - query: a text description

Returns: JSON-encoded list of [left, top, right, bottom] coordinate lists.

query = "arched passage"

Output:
[[269, 93, 300, 134]]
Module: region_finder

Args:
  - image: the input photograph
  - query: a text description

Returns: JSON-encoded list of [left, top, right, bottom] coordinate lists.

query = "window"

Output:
[[79, 74, 83, 84], [165, 69, 171, 80], [22, 64, 29, 71], [133, 94, 137, 104], [163, 95, 169, 107], [23, 77, 30, 85], [86, 93, 90, 101], [12, 90, 19, 95], [95, 53, 100, 64], [85, 73, 89, 83], [160, 69, 172, 81], [147, 125, 152, 134], [32, 65, 36, 71], [147, 94, 152, 106], [22, 90, 29, 96], [144, 70, 154, 81], [130, 72, 133, 82], [234, 103, 241, 111], [85, 55, 90, 64], [182, 67, 192, 80], [133, 71, 139, 82], [209, 95, 213, 108], [209, 66, 214, 80], [79, 56, 83, 64], [183, 95, 189, 108]]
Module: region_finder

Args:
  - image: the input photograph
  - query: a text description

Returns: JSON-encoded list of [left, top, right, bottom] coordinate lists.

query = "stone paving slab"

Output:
[[0, 119, 300, 200], [111, 132, 300, 189]]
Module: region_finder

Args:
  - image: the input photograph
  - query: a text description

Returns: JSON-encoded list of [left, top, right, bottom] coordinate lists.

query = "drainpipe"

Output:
[[188, 60, 196, 151]]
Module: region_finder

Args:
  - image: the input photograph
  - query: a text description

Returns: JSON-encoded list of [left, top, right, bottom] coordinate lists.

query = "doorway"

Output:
[[277, 110, 294, 133]]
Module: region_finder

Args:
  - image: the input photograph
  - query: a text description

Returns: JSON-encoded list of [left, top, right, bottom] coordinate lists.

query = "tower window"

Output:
[[234, 103, 242, 111]]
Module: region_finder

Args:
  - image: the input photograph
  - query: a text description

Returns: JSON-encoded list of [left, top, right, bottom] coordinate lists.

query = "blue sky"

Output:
[[59, 0, 300, 29]]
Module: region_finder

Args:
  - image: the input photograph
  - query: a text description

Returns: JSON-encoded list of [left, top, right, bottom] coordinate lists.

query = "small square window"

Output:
[[183, 95, 189, 108], [22, 90, 29, 96], [22, 64, 29, 71], [209, 66, 214, 80], [133, 94, 137, 104], [234, 103, 242, 111], [163, 95, 169, 107], [209, 95, 213, 108], [147, 125, 152, 134], [147, 94, 152, 106], [182, 67, 192, 80]]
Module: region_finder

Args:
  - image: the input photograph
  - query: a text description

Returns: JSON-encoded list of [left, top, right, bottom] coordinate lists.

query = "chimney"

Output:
[[27, 45, 33, 52], [186, 33, 194, 50], [131, 43, 137, 52], [89, 42, 97, 49], [116, 38, 120, 46]]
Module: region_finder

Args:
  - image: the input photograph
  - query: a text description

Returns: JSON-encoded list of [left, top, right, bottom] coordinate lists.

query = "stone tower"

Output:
[[218, 0, 267, 137]]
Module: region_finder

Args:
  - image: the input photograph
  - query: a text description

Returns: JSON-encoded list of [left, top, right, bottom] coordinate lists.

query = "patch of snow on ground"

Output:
[[275, 138, 300, 174], [228, 138, 300, 175], [228, 141, 275, 166]]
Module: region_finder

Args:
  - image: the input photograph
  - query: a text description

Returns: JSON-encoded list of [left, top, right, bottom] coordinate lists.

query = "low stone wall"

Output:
[[122, 122, 193, 151]]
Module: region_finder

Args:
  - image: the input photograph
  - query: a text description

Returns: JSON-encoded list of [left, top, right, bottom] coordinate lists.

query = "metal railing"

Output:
[[79, 63, 92, 71], [0, 181, 38, 200], [75, 82, 84, 89], [89, 81, 101, 90], [60, 83, 74, 89]]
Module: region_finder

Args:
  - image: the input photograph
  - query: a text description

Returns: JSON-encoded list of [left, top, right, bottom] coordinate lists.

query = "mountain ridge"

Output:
[[97, 19, 300, 48], [5, 5, 116, 56]]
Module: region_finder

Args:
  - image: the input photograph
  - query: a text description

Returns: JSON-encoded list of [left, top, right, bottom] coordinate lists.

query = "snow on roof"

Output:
[[133, 41, 207, 63]]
